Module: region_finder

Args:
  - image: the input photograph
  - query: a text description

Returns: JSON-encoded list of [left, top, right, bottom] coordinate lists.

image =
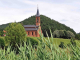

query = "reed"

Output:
[[0, 31, 79, 60]]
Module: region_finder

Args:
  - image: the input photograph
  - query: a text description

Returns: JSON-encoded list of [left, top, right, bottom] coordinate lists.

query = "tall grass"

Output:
[[0, 31, 80, 60]]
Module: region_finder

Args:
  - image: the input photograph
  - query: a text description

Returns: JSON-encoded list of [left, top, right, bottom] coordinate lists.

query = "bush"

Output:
[[53, 30, 75, 39], [59, 42, 65, 48], [26, 37, 38, 48], [0, 38, 5, 49]]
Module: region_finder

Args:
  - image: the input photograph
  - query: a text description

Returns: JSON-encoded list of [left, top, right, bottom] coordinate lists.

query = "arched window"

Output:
[[32, 32, 33, 35]]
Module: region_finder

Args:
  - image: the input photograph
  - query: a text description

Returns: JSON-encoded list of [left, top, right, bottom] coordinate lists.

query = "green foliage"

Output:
[[5, 22, 26, 51], [53, 30, 75, 39], [0, 15, 76, 37], [0, 24, 9, 31], [59, 42, 65, 48], [70, 38, 76, 47], [53, 30, 60, 38], [0, 38, 5, 49], [75, 33, 80, 40], [64, 30, 68, 38], [59, 30, 65, 37], [0, 30, 3, 36], [67, 38, 76, 47], [26, 37, 38, 47], [0, 30, 79, 60], [67, 31, 75, 38]]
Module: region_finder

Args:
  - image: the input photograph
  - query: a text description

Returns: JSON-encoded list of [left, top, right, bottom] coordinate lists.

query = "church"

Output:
[[24, 8, 42, 37]]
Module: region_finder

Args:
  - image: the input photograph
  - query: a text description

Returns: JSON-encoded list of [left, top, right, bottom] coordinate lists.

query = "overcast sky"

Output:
[[0, 0, 80, 33]]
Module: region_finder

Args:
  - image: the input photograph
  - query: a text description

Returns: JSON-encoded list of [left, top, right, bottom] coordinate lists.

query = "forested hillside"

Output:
[[21, 15, 76, 36], [0, 15, 76, 37], [0, 24, 9, 30]]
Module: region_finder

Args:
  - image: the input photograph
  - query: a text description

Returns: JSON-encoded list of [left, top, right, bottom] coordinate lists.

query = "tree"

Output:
[[67, 31, 75, 39], [64, 30, 68, 38], [59, 30, 65, 38], [53, 30, 60, 38], [53, 30, 75, 39], [5, 22, 26, 51]]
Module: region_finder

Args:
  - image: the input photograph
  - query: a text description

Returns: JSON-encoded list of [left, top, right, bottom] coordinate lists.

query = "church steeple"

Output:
[[36, 6, 40, 26], [36, 6, 40, 17]]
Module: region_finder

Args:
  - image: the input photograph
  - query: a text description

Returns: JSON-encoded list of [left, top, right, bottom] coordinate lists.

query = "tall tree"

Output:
[[5, 22, 26, 50]]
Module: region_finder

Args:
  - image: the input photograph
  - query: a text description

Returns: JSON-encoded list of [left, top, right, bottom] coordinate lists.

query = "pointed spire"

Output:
[[36, 5, 40, 17]]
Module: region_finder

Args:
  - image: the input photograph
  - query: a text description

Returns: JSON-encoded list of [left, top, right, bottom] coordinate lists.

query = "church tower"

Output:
[[36, 7, 40, 26], [24, 6, 42, 37]]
